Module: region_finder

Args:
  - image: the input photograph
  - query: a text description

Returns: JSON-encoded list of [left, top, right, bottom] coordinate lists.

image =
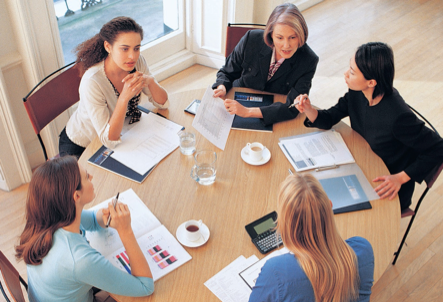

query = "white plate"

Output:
[[241, 146, 271, 166], [176, 222, 210, 248]]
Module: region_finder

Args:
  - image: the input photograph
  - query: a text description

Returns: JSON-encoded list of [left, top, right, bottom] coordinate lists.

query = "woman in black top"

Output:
[[296, 42, 443, 211], [212, 3, 318, 126]]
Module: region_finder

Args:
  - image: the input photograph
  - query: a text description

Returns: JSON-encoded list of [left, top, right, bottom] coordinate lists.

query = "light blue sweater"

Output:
[[27, 210, 154, 302]]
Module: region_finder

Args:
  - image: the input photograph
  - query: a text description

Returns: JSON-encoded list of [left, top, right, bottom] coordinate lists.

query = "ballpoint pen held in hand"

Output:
[[106, 192, 120, 227], [288, 95, 308, 108]]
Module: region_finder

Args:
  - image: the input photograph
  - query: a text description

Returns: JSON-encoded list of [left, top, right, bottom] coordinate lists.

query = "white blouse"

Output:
[[66, 55, 169, 149]]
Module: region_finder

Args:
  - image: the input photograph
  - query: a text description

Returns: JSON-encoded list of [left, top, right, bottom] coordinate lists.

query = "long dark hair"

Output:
[[75, 16, 144, 75], [355, 42, 394, 99], [15, 156, 81, 265]]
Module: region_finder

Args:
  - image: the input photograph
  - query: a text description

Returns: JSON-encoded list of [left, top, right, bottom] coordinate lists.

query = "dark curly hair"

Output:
[[75, 16, 144, 75]]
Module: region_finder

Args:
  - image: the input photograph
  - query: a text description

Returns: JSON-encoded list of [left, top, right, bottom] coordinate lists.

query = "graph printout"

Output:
[[192, 86, 235, 150], [107, 225, 192, 281], [85, 189, 192, 281]]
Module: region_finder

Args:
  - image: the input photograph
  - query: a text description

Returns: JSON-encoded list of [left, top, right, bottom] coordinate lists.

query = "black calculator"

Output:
[[245, 211, 283, 254]]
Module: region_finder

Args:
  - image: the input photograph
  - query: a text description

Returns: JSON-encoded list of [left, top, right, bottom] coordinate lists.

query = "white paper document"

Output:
[[192, 86, 235, 150], [279, 130, 355, 172], [110, 113, 182, 174], [205, 255, 258, 302]]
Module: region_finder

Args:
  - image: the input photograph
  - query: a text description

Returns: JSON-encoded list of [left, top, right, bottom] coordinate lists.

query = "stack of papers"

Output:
[[204, 255, 258, 302], [110, 113, 183, 175], [205, 248, 290, 302], [278, 130, 380, 214], [279, 130, 354, 172]]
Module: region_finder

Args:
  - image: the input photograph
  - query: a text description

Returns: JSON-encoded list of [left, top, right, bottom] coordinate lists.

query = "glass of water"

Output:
[[178, 131, 196, 155], [190, 150, 217, 185]]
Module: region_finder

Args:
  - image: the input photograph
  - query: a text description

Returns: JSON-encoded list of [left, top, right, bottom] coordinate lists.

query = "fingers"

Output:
[[224, 99, 239, 114], [213, 85, 226, 98], [294, 94, 310, 112], [372, 176, 385, 182], [213, 89, 225, 98]]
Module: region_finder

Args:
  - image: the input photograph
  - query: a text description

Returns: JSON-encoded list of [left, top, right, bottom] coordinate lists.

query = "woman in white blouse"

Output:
[[59, 16, 169, 158]]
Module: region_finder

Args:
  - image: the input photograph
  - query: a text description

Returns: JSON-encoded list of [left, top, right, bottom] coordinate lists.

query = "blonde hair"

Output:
[[263, 3, 308, 48], [277, 174, 359, 302]]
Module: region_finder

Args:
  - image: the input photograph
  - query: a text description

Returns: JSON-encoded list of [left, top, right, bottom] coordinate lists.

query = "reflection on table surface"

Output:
[[80, 87, 400, 302]]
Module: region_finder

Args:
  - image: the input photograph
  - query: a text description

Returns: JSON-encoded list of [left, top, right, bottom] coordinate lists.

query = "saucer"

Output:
[[241, 146, 271, 166], [176, 222, 210, 248]]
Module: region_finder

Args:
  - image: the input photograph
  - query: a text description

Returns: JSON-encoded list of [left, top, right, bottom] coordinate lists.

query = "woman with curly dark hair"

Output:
[[59, 17, 169, 158]]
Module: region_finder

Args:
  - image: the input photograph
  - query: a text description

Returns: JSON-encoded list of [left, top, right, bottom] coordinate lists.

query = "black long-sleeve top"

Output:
[[305, 89, 443, 184]]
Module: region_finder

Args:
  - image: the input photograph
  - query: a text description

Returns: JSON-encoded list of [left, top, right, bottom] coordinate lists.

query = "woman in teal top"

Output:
[[15, 156, 154, 302]]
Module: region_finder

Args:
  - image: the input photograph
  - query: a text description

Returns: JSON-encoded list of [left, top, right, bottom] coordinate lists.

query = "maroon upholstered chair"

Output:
[[225, 23, 266, 57], [0, 251, 27, 302], [23, 62, 81, 160], [392, 105, 443, 264]]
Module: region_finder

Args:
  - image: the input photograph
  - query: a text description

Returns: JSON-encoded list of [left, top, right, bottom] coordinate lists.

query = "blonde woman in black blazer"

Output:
[[212, 3, 318, 126]]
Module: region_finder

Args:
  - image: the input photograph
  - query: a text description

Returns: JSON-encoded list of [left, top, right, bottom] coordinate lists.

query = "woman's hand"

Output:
[[373, 171, 411, 200], [213, 85, 227, 98], [105, 201, 133, 235], [224, 99, 249, 117], [121, 72, 153, 100], [295, 94, 318, 122]]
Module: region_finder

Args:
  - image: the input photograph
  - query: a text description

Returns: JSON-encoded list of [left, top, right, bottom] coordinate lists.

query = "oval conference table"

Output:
[[80, 87, 400, 302]]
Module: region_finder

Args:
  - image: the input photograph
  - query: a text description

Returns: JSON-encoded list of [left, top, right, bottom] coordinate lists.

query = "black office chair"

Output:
[[0, 251, 27, 302], [23, 62, 81, 161], [225, 23, 266, 57], [392, 105, 443, 264]]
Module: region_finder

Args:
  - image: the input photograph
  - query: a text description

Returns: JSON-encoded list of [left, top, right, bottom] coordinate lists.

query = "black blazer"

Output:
[[212, 29, 319, 125]]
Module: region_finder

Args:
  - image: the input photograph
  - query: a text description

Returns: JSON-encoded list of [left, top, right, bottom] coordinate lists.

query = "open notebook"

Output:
[[86, 189, 192, 281]]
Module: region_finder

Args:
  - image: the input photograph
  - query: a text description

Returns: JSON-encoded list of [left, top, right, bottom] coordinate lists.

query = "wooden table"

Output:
[[80, 88, 400, 302]]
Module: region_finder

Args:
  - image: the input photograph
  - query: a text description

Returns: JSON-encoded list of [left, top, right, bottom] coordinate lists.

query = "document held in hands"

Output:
[[192, 86, 235, 150], [279, 130, 355, 172]]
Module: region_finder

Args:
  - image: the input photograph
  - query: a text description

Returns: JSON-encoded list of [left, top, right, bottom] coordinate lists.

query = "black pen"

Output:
[[106, 192, 119, 228]]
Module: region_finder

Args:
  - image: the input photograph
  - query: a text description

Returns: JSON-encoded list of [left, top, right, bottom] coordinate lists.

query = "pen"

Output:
[[315, 165, 338, 172], [288, 101, 300, 109], [289, 95, 309, 109], [288, 168, 294, 175], [106, 192, 119, 228]]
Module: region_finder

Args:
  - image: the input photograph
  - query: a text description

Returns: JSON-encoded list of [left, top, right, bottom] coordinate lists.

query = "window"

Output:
[[53, 0, 180, 63]]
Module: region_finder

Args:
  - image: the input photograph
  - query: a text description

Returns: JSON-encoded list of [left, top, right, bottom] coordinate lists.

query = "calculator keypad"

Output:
[[252, 230, 283, 254]]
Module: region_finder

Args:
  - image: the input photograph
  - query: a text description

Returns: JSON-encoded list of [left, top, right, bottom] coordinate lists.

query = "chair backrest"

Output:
[[0, 251, 27, 302], [408, 104, 442, 189], [23, 62, 81, 160], [225, 23, 266, 57]]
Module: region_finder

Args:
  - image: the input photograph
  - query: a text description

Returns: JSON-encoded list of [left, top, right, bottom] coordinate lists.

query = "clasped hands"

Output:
[[120, 71, 155, 100]]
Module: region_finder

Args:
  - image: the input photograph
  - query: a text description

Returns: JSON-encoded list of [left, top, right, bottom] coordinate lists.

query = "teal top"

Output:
[[27, 210, 154, 302]]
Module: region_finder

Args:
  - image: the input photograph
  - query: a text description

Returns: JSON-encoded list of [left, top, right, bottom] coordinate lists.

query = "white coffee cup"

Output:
[[245, 142, 266, 162], [184, 219, 203, 241]]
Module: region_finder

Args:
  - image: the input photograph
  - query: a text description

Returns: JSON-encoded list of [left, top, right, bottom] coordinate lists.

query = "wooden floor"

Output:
[[2, 0, 443, 300]]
